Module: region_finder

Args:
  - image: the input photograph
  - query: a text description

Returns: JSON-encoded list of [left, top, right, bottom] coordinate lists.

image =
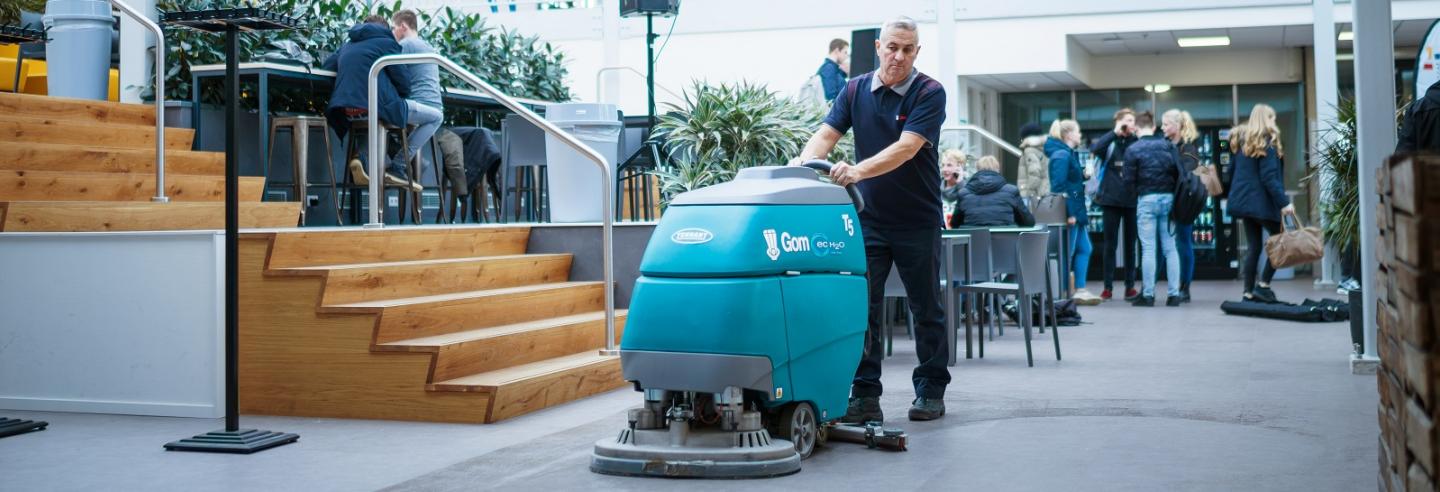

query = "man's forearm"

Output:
[[855, 135, 924, 179], [799, 129, 840, 162]]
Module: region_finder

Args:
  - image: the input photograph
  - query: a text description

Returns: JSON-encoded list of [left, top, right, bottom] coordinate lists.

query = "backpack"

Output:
[[797, 74, 826, 110], [1003, 298, 1082, 326], [1170, 153, 1208, 226]]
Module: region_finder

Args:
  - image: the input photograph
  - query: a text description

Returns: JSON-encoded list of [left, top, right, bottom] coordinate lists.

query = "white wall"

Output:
[[0, 231, 225, 418], [1086, 48, 1304, 89]]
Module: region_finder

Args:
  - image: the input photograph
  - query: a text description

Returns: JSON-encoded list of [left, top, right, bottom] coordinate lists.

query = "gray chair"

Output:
[[957, 231, 1060, 366], [500, 114, 548, 222], [954, 227, 1011, 341], [882, 265, 914, 357]]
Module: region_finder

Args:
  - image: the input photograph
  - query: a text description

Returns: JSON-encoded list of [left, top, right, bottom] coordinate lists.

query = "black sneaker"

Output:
[[1130, 295, 1155, 307], [841, 396, 882, 424], [1165, 296, 1183, 307], [908, 398, 946, 421], [1178, 286, 1192, 303], [1248, 286, 1279, 304]]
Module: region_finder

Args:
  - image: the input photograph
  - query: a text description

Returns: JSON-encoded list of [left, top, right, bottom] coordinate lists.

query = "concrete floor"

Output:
[[0, 279, 1377, 491]]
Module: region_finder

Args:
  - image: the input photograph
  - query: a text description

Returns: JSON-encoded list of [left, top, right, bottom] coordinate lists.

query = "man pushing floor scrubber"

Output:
[[590, 16, 946, 479]]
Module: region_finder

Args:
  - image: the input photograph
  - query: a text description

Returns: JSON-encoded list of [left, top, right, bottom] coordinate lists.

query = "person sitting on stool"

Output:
[[323, 15, 420, 192], [948, 155, 1034, 228]]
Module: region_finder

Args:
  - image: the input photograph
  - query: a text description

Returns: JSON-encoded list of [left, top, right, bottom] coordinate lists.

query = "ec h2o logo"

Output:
[[762, 229, 845, 260]]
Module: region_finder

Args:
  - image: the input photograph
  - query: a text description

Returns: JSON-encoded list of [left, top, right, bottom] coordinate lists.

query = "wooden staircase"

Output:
[[238, 227, 629, 423], [0, 92, 299, 231]]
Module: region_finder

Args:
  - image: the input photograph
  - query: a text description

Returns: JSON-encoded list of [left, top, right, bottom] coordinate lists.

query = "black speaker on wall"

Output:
[[851, 28, 880, 76]]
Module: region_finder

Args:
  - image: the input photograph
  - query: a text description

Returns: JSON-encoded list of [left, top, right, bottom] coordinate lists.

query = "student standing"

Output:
[[1162, 109, 1200, 303], [1227, 104, 1296, 303], [1047, 119, 1099, 305], [1090, 109, 1139, 301], [1126, 112, 1181, 307]]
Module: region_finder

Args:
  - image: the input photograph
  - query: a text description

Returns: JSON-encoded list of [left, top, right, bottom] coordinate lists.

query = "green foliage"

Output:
[[155, 0, 570, 115], [648, 81, 849, 202], [0, 0, 44, 25], [1306, 97, 1358, 252]]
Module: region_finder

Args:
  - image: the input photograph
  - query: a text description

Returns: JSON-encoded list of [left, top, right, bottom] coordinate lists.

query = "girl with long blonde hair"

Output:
[[1227, 103, 1295, 303], [1161, 109, 1200, 302]]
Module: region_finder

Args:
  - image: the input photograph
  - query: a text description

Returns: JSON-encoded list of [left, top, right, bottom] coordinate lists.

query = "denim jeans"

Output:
[[1136, 193, 1180, 298], [1175, 223, 1194, 287], [389, 100, 444, 176], [1069, 224, 1093, 289], [855, 225, 950, 399]]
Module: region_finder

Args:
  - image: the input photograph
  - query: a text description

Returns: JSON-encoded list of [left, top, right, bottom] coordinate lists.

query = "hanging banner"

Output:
[[1418, 19, 1440, 98]]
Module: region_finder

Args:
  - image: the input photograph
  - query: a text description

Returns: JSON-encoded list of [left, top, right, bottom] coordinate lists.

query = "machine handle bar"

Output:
[[800, 160, 866, 214]]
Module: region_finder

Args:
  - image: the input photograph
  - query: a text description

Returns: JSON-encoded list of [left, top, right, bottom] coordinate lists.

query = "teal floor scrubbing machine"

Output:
[[590, 161, 906, 479]]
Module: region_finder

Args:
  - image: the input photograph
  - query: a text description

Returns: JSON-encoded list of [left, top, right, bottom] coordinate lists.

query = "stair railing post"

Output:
[[109, 0, 167, 203]]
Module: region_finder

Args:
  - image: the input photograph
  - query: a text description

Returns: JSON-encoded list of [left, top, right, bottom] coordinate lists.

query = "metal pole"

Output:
[[365, 54, 617, 352], [110, 0, 167, 202], [1313, 0, 1341, 289], [943, 125, 1022, 157], [594, 66, 681, 103], [1353, 0, 1395, 366], [223, 26, 239, 432], [646, 13, 656, 128]]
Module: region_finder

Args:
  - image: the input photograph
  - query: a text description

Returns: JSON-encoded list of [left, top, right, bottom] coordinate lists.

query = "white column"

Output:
[[117, 0, 156, 103], [599, 1, 621, 104], [1313, 0, 1341, 288], [1353, 0, 1395, 369], [935, 0, 958, 126]]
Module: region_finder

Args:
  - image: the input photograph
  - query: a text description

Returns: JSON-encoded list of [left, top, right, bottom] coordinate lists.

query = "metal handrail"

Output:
[[366, 53, 618, 354], [594, 66, 682, 103], [942, 124, 1022, 158], [110, 0, 167, 203]]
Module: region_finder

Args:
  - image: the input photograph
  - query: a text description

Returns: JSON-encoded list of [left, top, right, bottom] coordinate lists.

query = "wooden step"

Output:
[[262, 226, 531, 269], [378, 310, 627, 382], [0, 201, 300, 232], [271, 253, 572, 305], [428, 351, 626, 422], [0, 113, 195, 150], [322, 281, 606, 344], [0, 91, 156, 126], [0, 141, 222, 175], [0, 170, 264, 202]]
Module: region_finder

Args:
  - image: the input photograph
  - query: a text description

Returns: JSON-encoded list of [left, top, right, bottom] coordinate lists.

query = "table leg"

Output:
[[944, 241, 956, 367], [258, 73, 270, 194], [964, 242, 973, 360], [191, 74, 201, 150], [293, 123, 309, 226]]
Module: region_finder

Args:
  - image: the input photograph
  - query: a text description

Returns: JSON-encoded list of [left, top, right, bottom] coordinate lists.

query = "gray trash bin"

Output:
[[544, 103, 621, 223], [43, 0, 115, 100]]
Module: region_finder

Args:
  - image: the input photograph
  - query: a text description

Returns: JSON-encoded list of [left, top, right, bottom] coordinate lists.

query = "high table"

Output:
[[188, 62, 553, 183], [940, 231, 973, 365]]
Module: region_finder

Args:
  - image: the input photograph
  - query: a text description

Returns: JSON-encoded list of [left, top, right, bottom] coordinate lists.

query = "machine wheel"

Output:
[[778, 402, 818, 459]]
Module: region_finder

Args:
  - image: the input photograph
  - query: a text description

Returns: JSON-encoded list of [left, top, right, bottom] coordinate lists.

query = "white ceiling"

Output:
[[1072, 19, 1436, 56], [966, 72, 1085, 92]]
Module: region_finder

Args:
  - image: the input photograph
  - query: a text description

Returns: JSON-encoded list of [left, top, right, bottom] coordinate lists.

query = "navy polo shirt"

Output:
[[823, 69, 946, 229]]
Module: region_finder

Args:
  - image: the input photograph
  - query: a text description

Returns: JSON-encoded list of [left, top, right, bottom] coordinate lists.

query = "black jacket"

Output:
[[948, 170, 1035, 228], [1128, 135, 1179, 196], [1175, 140, 1201, 172], [324, 23, 412, 138], [1089, 130, 1138, 208], [1227, 136, 1289, 223], [1398, 80, 1440, 154], [449, 127, 502, 189]]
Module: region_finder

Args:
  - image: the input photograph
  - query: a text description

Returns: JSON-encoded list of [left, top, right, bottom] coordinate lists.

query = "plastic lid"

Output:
[[669, 165, 852, 206]]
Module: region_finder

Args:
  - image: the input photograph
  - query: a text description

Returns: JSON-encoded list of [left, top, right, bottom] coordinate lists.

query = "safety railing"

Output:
[[594, 66, 682, 103], [367, 53, 618, 354], [110, 0, 167, 202], [942, 124, 1022, 158]]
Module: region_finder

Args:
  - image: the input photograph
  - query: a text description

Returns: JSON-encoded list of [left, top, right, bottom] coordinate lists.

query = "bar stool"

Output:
[[265, 115, 339, 226], [340, 112, 421, 225]]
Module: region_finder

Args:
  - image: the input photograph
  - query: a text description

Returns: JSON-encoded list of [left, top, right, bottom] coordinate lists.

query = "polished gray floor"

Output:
[[0, 279, 1377, 491]]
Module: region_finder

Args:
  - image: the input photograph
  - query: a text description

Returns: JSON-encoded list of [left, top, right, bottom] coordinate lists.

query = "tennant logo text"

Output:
[[670, 228, 714, 245]]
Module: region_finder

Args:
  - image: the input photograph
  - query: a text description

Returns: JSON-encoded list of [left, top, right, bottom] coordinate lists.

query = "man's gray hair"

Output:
[[880, 16, 918, 39]]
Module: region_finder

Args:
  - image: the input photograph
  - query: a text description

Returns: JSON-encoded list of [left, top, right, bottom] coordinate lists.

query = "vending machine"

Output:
[[1079, 127, 1239, 282]]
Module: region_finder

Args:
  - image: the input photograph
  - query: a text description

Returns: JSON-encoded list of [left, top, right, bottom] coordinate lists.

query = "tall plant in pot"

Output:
[[1307, 97, 1360, 352], [649, 81, 852, 204]]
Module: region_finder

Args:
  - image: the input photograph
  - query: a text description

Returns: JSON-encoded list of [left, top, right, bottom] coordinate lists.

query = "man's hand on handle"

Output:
[[830, 161, 863, 187]]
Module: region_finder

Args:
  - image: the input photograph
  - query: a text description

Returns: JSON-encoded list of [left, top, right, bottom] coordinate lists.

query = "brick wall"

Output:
[[1376, 154, 1440, 492]]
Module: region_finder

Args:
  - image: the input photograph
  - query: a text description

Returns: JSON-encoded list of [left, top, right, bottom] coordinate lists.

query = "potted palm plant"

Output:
[[1308, 98, 1360, 352]]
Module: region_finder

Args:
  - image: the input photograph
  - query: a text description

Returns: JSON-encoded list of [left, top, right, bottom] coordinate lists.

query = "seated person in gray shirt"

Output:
[[389, 9, 444, 187]]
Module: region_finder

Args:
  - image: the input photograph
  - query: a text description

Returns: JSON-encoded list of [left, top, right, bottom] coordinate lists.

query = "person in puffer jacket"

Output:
[[1125, 111, 1181, 307], [1046, 119, 1099, 305], [1089, 108, 1139, 301], [948, 156, 1035, 228], [1016, 122, 1050, 199]]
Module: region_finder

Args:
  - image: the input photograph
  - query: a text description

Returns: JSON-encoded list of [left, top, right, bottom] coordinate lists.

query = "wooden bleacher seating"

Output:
[[0, 91, 299, 231]]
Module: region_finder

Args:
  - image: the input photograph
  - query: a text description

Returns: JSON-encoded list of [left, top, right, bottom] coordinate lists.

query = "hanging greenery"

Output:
[[154, 0, 570, 115], [649, 81, 853, 203]]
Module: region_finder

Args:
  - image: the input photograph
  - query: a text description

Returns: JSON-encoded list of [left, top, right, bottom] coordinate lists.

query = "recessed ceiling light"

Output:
[[1177, 36, 1230, 48], [1338, 31, 1354, 41], [1144, 84, 1172, 94]]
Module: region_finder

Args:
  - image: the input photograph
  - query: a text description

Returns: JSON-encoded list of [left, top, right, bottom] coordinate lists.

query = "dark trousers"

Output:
[[1100, 205, 1137, 292], [1176, 223, 1194, 286], [854, 225, 950, 400], [1241, 217, 1283, 293]]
